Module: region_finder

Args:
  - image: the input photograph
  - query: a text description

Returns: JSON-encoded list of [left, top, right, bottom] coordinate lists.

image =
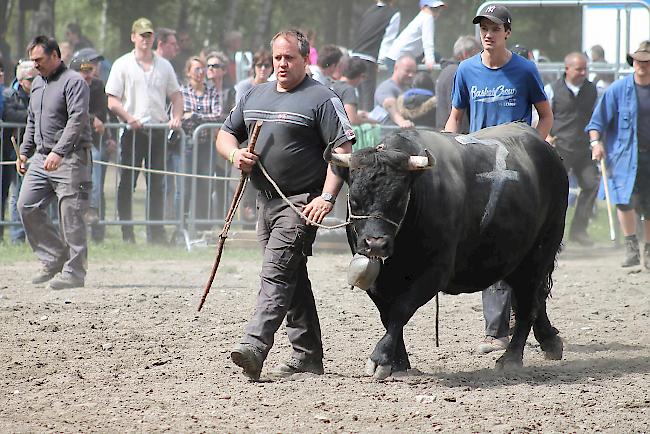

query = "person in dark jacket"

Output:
[[2, 60, 37, 243], [397, 71, 436, 127], [16, 35, 92, 290], [70, 48, 115, 243], [350, 0, 401, 111], [544, 52, 598, 247]]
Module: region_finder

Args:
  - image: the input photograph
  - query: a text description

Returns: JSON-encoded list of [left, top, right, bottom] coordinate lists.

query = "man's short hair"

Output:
[[453, 35, 481, 60], [590, 44, 605, 62], [341, 57, 366, 79], [317, 45, 343, 69], [396, 53, 416, 66], [270, 30, 310, 58], [564, 51, 587, 66], [154, 27, 176, 49], [27, 35, 61, 59]]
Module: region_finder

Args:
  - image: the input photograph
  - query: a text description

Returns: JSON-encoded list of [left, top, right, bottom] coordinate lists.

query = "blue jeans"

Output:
[[9, 175, 25, 242], [90, 146, 108, 241]]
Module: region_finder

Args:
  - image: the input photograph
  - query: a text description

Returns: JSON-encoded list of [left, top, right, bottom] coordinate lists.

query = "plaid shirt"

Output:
[[181, 84, 221, 144]]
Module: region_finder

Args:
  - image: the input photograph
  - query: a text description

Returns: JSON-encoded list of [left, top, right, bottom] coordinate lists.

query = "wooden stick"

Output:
[[600, 158, 616, 242], [198, 120, 263, 311]]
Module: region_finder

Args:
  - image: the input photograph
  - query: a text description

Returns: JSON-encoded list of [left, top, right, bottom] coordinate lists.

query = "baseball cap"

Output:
[[132, 17, 154, 35], [473, 4, 512, 25], [70, 48, 104, 72], [420, 0, 446, 8], [72, 47, 104, 63], [627, 40, 650, 66]]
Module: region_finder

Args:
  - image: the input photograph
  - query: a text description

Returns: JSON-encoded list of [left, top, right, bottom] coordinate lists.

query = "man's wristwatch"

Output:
[[590, 139, 601, 149], [321, 192, 335, 204]]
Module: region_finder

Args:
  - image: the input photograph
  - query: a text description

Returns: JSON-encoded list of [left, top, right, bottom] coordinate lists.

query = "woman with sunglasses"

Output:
[[234, 49, 273, 103], [180, 56, 221, 230], [205, 51, 235, 119]]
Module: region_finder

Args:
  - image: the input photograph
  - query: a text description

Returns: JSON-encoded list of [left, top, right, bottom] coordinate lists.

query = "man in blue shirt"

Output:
[[444, 4, 553, 355], [587, 40, 650, 269]]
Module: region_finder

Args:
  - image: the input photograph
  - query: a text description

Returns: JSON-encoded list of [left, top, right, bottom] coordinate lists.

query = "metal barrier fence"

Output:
[[1, 121, 415, 248], [3, 121, 580, 248]]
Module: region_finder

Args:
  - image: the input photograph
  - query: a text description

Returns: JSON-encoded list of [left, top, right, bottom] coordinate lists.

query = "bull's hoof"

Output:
[[364, 358, 392, 380], [540, 335, 564, 360], [495, 353, 523, 371]]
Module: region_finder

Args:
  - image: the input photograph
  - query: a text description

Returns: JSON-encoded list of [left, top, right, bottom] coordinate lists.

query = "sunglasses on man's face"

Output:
[[255, 63, 271, 68], [24, 76, 36, 82], [207, 63, 225, 69]]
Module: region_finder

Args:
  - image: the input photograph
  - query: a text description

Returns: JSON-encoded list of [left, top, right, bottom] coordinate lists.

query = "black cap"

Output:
[[511, 44, 531, 59], [70, 47, 104, 72], [473, 4, 512, 25]]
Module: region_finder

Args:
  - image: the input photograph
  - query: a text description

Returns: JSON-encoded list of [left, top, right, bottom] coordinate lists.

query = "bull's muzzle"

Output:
[[359, 235, 392, 258]]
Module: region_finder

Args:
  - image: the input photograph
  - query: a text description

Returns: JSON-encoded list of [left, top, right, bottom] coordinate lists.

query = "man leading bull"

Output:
[[215, 29, 354, 381], [444, 4, 554, 354]]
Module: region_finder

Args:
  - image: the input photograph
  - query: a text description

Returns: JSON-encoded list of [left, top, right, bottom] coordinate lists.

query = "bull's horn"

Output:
[[407, 149, 436, 171], [329, 152, 352, 167]]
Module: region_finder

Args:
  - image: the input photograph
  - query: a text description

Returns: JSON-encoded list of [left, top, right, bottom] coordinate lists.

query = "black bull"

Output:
[[328, 122, 568, 379]]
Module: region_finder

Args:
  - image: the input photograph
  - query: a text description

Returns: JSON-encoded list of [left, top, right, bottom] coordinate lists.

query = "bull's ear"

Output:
[[329, 152, 352, 168], [407, 149, 436, 171]]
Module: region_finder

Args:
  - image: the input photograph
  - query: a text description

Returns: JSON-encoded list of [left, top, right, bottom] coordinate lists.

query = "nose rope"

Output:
[[257, 159, 351, 229], [347, 192, 410, 235], [257, 157, 410, 233]]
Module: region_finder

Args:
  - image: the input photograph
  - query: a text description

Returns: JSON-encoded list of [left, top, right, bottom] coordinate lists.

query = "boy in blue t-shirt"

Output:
[[443, 4, 554, 355], [450, 52, 547, 132]]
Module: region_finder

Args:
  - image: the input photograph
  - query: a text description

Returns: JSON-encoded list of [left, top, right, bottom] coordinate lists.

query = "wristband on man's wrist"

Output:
[[590, 139, 601, 148], [228, 148, 238, 164]]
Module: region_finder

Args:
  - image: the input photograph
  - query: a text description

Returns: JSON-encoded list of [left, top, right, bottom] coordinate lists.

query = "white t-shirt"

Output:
[[386, 10, 435, 64], [105, 51, 180, 123]]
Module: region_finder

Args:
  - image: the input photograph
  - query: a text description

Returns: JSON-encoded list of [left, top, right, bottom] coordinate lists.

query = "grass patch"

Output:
[[0, 199, 616, 266], [0, 224, 262, 266]]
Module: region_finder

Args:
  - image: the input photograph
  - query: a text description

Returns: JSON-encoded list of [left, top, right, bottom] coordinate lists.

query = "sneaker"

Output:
[[231, 343, 264, 381], [31, 266, 63, 284], [476, 336, 509, 354], [47, 274, 85, 290], [273, 357, 324, 377]]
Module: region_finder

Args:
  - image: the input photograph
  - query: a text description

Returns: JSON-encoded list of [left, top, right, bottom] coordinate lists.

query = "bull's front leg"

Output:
[[365, 265, 448, 380]]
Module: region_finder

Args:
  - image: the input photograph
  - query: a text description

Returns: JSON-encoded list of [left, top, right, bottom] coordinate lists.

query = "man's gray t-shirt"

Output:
[[331, 80, 358, 106], [222, 76, 355, 194], [374, 78, 403, 108], [636, 83, 650, 149]]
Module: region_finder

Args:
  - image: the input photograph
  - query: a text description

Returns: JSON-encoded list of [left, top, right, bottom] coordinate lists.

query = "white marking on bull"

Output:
[[454, 135, 520, 229], [476, 140, 519, 229]]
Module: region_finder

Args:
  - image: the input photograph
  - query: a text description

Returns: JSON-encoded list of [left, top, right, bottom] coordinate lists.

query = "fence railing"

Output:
[[2, 121, 418, 248]]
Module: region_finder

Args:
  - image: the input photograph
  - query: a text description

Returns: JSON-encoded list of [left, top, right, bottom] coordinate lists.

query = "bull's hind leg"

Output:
[[533, 299, 563, 360], [496, 276, 533, 370]]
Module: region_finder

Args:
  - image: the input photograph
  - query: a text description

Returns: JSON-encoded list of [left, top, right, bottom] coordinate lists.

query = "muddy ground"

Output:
[[1, 242, 649, 433]]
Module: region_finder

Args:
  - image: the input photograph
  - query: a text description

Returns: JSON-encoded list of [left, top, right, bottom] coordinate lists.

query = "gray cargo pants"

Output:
[[482, 280, 512, 338], [18, 149, 92, 280], [242, 192, 323, 363]]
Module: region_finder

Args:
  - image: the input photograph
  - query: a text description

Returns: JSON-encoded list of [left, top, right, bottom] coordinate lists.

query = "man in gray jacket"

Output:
[[16, 35, 92, 290]]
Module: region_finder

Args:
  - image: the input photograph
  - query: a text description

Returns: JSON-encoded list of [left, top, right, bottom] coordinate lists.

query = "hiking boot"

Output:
[[273, 357, 324, 377], [231, 343, 264, 381], [644, 243, 650, 271], [621, 236, 640, 267], [47, 273, 85, 290], [569, 231, 594, 247], [476, 336, 509, 354], [31, 266, 63, 284]]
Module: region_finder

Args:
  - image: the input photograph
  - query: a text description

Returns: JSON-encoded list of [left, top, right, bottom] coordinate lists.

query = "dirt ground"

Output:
[[1, 241, 649, 433]]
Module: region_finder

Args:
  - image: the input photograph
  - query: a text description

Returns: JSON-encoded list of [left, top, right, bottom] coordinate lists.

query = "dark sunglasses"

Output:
[[207, 63, 225, 69], [24, 76, 36, 81], [255, 63, 271, 68]]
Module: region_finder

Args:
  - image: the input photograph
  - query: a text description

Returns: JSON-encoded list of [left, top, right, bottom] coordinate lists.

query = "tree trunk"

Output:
[[251, 0, 274, 51], [28, 0, 55, 38]]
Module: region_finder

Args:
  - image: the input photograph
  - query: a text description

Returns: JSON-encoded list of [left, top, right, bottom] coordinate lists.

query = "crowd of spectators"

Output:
[[0, 2, 642, 248]]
